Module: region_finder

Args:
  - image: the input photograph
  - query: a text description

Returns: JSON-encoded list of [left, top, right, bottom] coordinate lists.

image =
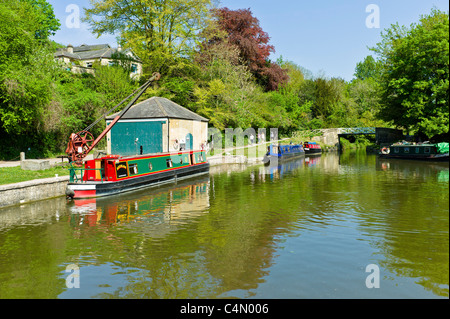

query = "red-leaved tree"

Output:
[[212, 7, 288, 91]]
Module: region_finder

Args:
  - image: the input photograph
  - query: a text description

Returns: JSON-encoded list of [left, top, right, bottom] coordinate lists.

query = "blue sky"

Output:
[[48, 0, 449, 81]]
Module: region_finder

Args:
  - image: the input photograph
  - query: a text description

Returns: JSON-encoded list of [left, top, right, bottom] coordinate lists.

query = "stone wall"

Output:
[[0, 176, 70, 209], [310, 128, 341, 147], [168, 119, 208, 152]]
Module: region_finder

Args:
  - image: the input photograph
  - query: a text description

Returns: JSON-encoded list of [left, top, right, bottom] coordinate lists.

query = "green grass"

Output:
[[0, 165, 70, 186]]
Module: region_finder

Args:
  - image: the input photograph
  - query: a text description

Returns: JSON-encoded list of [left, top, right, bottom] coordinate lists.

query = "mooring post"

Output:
[[20, 152, 25, 161]]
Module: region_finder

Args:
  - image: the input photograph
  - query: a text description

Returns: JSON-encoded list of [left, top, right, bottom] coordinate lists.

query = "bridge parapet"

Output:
[[295, 127, 403, 147], [339, 127, 376, 135]]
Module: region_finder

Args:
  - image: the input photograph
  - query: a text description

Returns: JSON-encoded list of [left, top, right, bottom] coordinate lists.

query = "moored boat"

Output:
[[303, 141, 322, 155], [379, 142, 449, 161], [263, 144, 305, 166], [66, 151, 209, 199]]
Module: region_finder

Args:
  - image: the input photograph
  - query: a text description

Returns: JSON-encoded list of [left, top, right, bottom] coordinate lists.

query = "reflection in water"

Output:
[[0, 153, 448, 299], [68, 177, 210, 231], [63, 177, 215, 299], [374, 158, 449, 296]]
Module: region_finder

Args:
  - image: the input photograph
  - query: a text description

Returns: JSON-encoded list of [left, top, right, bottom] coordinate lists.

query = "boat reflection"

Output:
[[377, 157, 449, 183], [258, 154, 321, 180], [67, 176, 210, 231]]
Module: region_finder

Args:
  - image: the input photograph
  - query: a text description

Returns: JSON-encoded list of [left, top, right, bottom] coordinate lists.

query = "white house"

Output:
[[54, 44, 143, 79]]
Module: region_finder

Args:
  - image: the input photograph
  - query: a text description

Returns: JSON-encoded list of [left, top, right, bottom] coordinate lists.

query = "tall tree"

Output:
[[84, 0, 213, 75], [0, 0, 62, 158], [371, 8, 449, 137], [21, 0, 60, 39], [354, 55, 382, 81], [211, 7, 288, 91], [0, 0, 57, 135]]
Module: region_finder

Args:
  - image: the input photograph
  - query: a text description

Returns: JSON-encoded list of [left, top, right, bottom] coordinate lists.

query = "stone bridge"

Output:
[[297, 127, 403, 148]]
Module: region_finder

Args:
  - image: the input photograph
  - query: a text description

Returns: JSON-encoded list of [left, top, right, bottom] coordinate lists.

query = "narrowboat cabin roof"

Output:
[[105, 96, 209, 122]]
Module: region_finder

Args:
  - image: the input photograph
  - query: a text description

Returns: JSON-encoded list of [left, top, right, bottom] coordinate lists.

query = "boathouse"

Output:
[[105, 96, 209, 156]]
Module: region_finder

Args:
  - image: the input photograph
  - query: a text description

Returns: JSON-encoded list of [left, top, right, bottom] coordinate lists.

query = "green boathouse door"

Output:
[[110, 121, 164, 156]]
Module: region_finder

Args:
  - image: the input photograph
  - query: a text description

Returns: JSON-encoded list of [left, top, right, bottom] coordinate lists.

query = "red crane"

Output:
[[65, 72, 161, 165]]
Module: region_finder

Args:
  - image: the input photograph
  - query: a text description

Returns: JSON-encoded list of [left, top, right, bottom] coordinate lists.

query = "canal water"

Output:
[[0, 152, 448, 299]]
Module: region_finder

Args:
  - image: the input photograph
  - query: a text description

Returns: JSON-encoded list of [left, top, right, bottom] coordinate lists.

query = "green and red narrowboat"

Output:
[[66, 151, 209, 199]]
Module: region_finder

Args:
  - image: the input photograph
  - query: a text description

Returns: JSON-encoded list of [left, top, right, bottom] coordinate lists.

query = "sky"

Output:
[[48, 0, 449, 81]]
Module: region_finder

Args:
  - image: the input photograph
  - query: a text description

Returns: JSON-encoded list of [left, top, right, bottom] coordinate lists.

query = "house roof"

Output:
[[54, 44, 141, 62], [105, 97, 209, 122]]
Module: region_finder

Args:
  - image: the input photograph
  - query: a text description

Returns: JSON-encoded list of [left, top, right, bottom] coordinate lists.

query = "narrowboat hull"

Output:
[[66, 163, 209, 199], [378, 153, 449, 161], [378, 143, 449, 162], [303, 142, 322, 155], [304, 148, 322, 155], [263, 144, 305, 166], [66, 150, 209, 199]]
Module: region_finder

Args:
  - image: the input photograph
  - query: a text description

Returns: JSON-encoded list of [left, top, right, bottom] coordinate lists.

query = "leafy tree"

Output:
[[0, 0, 57, 135], [193, 41, 263, 129], [313, 77, 339, 121], [350, 56, 385, 127], [354, 55, 382, 81], [371, 8, 449, 137], [92, 64, 138, 106], [277, 58, 305, 93], [348, 78, 384, 127], [84, 0, 213, 75], [0, 0, 63, 158], [211, 7, 288, 91], [21, 0, 60, 39]]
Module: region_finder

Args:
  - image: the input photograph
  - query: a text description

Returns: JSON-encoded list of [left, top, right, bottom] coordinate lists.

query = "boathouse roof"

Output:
[[106, 96, 209, 122]]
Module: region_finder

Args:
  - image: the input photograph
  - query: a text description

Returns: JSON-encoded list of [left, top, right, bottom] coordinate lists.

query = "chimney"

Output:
[[67, 44, 73, 54]]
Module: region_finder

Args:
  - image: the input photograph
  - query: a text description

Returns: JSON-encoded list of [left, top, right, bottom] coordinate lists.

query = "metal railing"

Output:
[[340, 127, 376, 135], [69, 163, 104, 183]]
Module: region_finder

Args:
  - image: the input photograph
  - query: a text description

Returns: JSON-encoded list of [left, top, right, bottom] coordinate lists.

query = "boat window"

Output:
[[129, 163, 138, 175], [166, 159, 173, 168], [115, 162, 128, 178], [425, 147, 430, 154], [415, 147, 420, 153], [394, 148, 399, 153], [404, 147, 409, 153]]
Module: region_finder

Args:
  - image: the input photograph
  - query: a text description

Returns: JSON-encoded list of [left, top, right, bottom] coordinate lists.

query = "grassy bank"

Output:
[[0, 165, 70, 186]]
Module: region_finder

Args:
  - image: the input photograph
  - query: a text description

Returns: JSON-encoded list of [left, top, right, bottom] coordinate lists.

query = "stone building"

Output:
[[105, 97, 209, 156]]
